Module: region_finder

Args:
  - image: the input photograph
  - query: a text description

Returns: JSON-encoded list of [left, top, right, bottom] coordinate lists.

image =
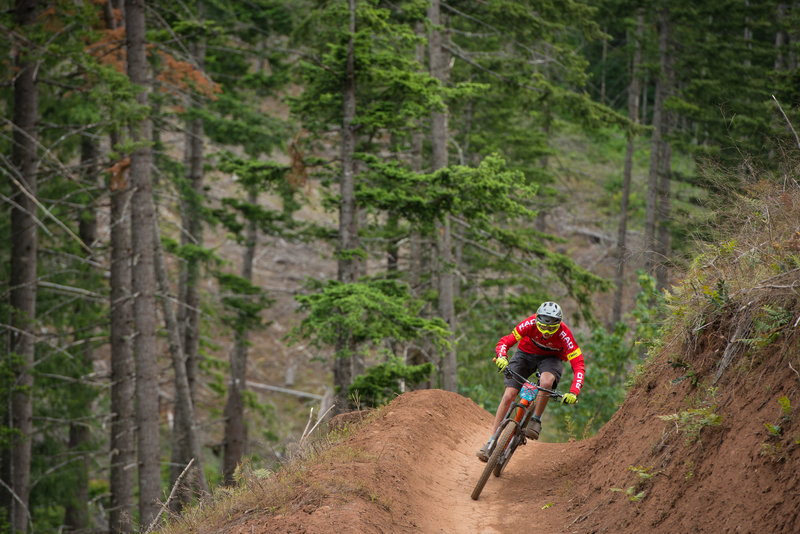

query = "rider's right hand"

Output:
[[494, 356, 509, 371]]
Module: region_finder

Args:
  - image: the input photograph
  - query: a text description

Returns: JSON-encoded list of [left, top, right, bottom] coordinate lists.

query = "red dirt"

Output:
[[208, 333, 800, 534]]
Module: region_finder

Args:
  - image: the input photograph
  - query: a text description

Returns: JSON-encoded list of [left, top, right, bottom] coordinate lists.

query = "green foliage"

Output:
[[610, 465, 660, 503], [764, 422, 782, 438], [356, 153, 536, 225], [217, 272, 273, 333], [702, 279, 730, 308], [668, 359, 698, 386], [290, 0, 444, 135], [545, 272, 664, 436], [609, 485, 646, 502], [292, 278, 451, 357], [778, 396, 791, 419], [347, 356, 434, 407], [658, 391, 722, 445], [629, 270, 665, 358], [562, 321, 629, 436], [743, 305, 792, 348], [763, 396, 794, 440]]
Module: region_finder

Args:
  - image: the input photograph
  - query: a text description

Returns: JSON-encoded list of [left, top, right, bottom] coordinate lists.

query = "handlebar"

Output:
[[502, 366, 564, 399]]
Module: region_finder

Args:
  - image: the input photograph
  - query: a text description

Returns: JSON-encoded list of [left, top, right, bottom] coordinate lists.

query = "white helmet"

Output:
[[536, 301, 562, 325]]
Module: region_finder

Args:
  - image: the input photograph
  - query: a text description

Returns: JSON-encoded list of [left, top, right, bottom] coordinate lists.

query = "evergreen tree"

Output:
[[290, 0, 445, 410], [125, 0, 161, 525], [2, 1, 40, 530]]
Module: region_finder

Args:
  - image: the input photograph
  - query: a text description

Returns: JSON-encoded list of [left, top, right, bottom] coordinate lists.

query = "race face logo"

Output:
[[575, 371, 584, 390]]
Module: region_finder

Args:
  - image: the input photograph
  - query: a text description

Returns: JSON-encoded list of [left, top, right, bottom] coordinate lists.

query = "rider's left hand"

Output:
[[561, 393, 577, 404], [494, 356, 509, 371]]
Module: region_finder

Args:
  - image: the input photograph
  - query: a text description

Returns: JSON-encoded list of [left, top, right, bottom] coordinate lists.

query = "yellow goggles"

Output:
[[536, 319, 560, 335]]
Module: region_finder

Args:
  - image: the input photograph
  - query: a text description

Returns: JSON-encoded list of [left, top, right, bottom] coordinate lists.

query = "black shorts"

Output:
[[503, 348, 563, 390]]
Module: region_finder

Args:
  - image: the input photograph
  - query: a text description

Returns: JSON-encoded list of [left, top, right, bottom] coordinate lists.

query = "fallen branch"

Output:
[[143, 458, 195, 534], [772, 94, 800, 152], [789, 361, 800, 381], [300, 404, 336, 446]]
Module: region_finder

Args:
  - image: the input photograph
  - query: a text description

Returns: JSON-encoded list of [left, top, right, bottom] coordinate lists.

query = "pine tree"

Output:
[[290, 0, 445, 410], [125, 0, 161, 525], [2, 1, 40, 530]]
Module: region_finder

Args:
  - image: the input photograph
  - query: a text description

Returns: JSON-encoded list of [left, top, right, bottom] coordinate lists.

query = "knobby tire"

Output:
[[493, 434, 518, 477], [494, 406, 526, 477], [471, 423, 515, 500]]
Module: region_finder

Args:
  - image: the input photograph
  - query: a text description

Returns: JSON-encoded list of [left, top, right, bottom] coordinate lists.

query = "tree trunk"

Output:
[[173, 17, 206, 504], [109, 153, 135, 534], [63, 135, 100, 533], [655, 10, 674, 291], [125, 0, 161, 525], [177, 8, 206, 408], [408, 20, 426, 298], [600, 27, 608, 105], [222, 188, 257, 485], [103, 3, 136, 532], [612, 10, 644, 326], [333, 0, 361, 412], [63, 424, 90, 532], [428, 0, 457, 392], [152, 209, 209, 510], [2, 2, 39, 531], [775, 3, 786, 71], [644, 8, 668, 278]]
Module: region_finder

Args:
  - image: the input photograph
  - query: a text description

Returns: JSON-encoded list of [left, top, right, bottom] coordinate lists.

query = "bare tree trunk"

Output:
[[428, 0, 457, 392], [333, 0, 361, 412], [2, 2, 39, 530], [612, 10, 644, 326], [172, 15, 206, 504], [600, 28, 608, 105], [152, 209, 209, 508], [655, 11, 674, 291], [125, 0, 160, 525], [64, 424, 90, 532], [177, 9, 206, 408], [775, 4, 786, 71], [103, 4, 135, 532], [644, 8, 668, 278], [408, 20, 426, 298], [222, 188, 257, 485], [64, 136, 100, 532], [109, 154, 135, 534]]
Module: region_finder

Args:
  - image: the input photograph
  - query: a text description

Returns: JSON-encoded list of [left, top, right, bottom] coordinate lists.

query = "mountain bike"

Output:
[[471, 367, 564, 501]]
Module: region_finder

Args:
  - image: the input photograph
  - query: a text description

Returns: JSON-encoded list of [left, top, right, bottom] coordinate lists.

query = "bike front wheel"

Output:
[[493, 433, 519, 478], [471, 422, 515, 500]]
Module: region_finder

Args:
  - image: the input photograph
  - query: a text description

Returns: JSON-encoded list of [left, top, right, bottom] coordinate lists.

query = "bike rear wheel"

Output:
[[471, 422, 515, 500]]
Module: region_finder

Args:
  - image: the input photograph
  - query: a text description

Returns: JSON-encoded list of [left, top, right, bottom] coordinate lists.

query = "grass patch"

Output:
[[156, 410, 385, 534]]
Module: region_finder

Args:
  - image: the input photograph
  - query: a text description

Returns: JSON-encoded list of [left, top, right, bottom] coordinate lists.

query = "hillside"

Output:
[[163, 306, 800, 533]]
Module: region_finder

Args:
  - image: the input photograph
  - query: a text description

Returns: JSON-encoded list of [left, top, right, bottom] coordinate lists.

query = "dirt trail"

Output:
[[228, 389, 594, 533], [223, 350, 800, 534]]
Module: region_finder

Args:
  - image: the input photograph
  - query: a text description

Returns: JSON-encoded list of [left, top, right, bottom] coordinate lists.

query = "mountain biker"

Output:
[[477, 301, 585, 462]]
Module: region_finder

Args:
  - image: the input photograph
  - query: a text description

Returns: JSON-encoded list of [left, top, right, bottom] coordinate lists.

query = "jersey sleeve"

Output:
[[496, 316, 533, 357], [496, 330, 518, 357], [559, 325, 585, 395], [567, 353, 585, 396]]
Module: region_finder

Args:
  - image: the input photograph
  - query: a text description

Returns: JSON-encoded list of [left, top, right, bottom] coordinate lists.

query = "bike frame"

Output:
[[487, 368, 562, 469], [471, 365, 566, 500]]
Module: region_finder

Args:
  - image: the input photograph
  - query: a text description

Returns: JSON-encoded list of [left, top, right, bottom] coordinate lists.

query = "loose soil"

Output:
[[204, 333, 800, 534]]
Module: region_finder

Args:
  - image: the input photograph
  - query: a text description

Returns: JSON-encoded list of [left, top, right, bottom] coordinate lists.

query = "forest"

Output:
[[2, 0, 799, 532]]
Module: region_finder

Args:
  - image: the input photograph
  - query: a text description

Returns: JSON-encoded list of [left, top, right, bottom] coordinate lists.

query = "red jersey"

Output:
[[496, 313, 585, 396]]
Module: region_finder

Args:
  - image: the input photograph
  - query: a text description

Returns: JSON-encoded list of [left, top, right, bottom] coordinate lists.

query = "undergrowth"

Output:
[[655, 181, 800, 376], [156, 408, 385, 534]]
